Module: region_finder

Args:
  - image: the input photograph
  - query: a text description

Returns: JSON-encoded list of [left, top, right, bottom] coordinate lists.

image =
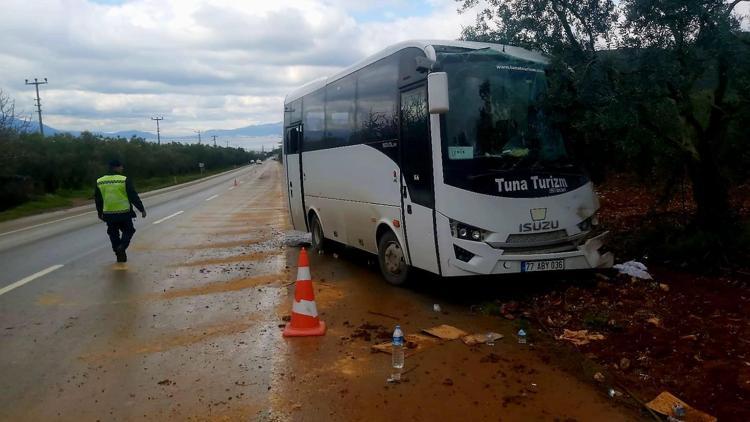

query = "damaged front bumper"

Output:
[[446, 231, 614, 276]]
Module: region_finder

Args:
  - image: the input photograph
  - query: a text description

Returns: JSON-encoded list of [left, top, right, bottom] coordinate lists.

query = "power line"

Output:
[[151, 116, 164, 145], [194, 130, 202, 145], [212, 135, 217, 147], [25, 78, 48, 136]]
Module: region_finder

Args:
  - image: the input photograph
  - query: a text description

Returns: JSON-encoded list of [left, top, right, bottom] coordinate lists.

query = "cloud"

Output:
[[0, 0, 475, 136]]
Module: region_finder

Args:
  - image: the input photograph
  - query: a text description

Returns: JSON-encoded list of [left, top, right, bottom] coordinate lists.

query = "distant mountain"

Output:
[[204, 122, 282, 138], [9, 118, 75, 136], [6, 119, 281, 140], [104, 130, 156, 139]]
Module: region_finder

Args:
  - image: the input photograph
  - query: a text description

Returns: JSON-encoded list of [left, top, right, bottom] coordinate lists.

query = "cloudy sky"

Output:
[[1, 1, 747, 141], [0, 0, 477, 137]]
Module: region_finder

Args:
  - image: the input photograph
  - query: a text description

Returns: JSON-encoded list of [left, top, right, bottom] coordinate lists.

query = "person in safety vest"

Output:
[[94, 160, 146, 262]]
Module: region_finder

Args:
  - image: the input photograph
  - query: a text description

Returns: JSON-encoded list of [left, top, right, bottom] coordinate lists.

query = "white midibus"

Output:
[[283, 40, 613, 284]]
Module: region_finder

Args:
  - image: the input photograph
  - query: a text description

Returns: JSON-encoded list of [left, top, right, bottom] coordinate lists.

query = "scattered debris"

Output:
[[608, 388, 622, 398], [646, 391, 717, 422], [546, 314, 572, 328], [433, 303, 442, 313], [422, 324, 468, 340], [613, 260, 652, 280], [646, 317, 662, 327], [461, 332, 503, 346], [680, 334, 698, 341], [659, 283, 670, 292], [593, 372, 606, 382], [619, 357, 631, 370], [479, 353, 502, 363], [372, 334, 437, 356], [367, 310, 400, 321], [442, 378, 454, 386], [557, 329, 605, 346], [157, 379, 173, 386]]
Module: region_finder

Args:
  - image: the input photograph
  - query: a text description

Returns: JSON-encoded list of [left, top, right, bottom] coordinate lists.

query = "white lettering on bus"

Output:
[[495, 178, 529, 193], [530, 175, 568, 190]]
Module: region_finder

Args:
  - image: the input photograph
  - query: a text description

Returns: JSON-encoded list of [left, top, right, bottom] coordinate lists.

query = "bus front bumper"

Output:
[[447, 232, 614, 276]]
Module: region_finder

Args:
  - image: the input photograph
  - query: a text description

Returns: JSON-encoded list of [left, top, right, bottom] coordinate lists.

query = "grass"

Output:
[[0, 167, 236, 223]]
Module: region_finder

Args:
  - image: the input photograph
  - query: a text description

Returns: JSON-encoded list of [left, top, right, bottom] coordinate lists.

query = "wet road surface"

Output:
[[0, 162, 638, 421]]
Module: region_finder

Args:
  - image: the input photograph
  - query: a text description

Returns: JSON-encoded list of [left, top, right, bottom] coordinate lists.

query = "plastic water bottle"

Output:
[[390, 325, 405, 382], [517, 328, 527, 344]]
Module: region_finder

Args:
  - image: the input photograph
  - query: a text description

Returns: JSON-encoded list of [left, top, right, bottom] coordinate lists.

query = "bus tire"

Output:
[[309, 213, 327, 252], [378, 231, 409, 285]]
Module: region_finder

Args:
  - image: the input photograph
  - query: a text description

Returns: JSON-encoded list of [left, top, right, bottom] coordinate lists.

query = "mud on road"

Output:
[[1, 162, 639, 421]]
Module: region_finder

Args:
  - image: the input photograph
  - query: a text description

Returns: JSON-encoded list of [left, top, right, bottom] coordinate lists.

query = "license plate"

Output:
[[522, 259, 565, 272]]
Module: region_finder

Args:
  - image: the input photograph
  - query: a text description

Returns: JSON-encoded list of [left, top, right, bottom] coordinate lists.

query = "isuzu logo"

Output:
[[520, 208, 559, 233], [530, 208, 547, 221]]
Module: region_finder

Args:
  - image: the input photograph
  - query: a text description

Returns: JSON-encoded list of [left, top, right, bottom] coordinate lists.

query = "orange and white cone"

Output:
[[283, 248, 326, 337]]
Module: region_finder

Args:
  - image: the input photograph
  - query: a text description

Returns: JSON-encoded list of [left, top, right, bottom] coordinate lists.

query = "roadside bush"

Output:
[[0, 131, 261, 212]]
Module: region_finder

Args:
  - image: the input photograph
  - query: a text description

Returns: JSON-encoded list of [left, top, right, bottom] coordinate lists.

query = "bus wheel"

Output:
[[309, 213, 327, 252], [378, 231, 409, 285]]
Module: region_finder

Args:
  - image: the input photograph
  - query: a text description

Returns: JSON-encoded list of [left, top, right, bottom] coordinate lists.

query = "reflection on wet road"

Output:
[[0, 161, 636, 421], [0, 162, 291, 420]]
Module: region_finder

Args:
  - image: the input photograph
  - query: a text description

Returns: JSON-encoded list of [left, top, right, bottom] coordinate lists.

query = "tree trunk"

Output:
[[686, 135, 732, 229]]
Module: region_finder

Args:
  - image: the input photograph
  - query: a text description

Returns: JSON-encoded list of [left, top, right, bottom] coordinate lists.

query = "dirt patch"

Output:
[[520, 269, 750, 421], [158, 273, 284, 300], [169, 237, 272, 250], [36, 293, 65, 306], [177, 250, 280, 267], [80, 316, 258, 362]]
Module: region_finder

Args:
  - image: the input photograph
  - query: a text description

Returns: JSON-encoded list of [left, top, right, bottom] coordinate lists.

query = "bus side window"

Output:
[[285, 127, 300, 154]]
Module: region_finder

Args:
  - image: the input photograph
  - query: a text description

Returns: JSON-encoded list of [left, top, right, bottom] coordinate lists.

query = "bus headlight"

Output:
[[577, 215, 599, 232], [450, 219, 487, 242]]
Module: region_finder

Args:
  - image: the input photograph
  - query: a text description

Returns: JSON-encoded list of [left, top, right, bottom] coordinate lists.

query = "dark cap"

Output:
[[108, 159, 123, 169]]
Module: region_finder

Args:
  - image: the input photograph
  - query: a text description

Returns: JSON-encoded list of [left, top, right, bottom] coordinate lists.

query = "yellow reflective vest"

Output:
[[96, 174, 130, 214]]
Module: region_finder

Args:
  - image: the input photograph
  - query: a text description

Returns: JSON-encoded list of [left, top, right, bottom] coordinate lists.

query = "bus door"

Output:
[[285, 125, 307, 231], [399, 85, 439, 274]]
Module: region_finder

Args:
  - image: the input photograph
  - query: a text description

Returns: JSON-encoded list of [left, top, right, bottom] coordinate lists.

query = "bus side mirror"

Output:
[[428, 72, 449, 114]]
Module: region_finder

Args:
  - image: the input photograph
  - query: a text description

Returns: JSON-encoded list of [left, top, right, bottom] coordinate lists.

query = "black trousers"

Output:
[[106, 219, 136, 252]]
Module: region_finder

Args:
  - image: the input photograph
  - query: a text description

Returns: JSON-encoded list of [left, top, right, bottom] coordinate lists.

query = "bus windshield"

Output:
[[437, 49, 568, 169]]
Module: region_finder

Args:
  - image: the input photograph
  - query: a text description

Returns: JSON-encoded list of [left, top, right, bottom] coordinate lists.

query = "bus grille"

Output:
[[487, 230, 581, 254], [505, 230, 568, 245]]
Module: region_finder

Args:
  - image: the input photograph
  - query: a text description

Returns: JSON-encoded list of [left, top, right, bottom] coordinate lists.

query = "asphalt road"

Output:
[[0, 165, 259, 292], [0, 162, 286, 420], [0, 161, 635, 421]]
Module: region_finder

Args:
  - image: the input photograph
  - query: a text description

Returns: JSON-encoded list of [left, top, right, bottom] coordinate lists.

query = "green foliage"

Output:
[[457, 0, 619, 57], [626, 219, 750, 271], [458, 0, 750, 228], [0, 131, 261, 212]]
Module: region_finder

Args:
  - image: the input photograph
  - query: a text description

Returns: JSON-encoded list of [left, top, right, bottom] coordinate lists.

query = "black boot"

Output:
[[115, 246, 127, 263]]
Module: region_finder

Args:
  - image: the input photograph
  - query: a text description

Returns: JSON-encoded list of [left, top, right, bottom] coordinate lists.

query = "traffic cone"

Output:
[[283, 248, 326, 337]]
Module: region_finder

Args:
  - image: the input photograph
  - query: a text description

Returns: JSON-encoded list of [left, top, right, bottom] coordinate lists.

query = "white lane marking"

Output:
[[0, 265, 64, 297], [0, 211, 96, 238], [205, 194, 219, 201], [0, 167, 254, 238], [152, 211, 184, 225]]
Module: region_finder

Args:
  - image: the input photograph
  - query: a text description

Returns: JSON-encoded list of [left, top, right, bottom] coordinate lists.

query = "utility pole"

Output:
[[212, 135, 217, 147], [151, 116, 164, 145], [226, 140, 229, 147], [194, 130, 202, 145], [25, 78, 48, 136]]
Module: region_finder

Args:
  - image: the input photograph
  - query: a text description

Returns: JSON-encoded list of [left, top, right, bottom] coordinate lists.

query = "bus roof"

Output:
[[284, 40, 548, 103]]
